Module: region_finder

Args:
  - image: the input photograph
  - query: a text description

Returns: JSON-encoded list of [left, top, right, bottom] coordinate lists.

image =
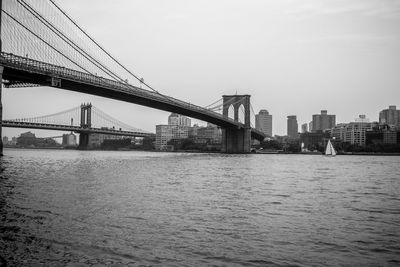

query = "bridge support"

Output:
[[78, 132, 89, 150], [77, 103, 92, 150], [221, 95, 251, 153]]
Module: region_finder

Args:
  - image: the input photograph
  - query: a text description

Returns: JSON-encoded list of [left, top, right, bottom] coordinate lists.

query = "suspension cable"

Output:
[[1, 9, 92, 74], [48, 0, 160, 94], [17, 0, 125, 83]]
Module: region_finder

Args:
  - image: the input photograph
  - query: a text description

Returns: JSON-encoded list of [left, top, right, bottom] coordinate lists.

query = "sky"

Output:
[[3, 0, 400, 138]]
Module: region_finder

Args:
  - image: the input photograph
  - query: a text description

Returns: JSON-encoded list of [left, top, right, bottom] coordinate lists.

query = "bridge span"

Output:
[[0, 0, 266, 155]]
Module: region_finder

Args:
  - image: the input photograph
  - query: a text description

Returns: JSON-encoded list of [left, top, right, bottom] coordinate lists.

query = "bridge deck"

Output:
[[0, 53, 265, 140], [2, 121, 155, 138]]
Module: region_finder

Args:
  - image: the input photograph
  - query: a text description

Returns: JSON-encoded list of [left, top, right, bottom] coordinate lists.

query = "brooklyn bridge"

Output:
[[0, 0, 266, 154]]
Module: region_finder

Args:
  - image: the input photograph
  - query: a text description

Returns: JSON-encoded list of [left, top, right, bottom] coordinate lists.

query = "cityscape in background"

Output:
[[4, 104, 400, 153]]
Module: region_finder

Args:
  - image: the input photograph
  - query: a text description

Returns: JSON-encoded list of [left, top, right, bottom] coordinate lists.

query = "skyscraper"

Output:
[[255, 109, 272, 136], [379, 105, 400, 127], [287, 115, 298, 138], [311, 110, 336, 132]]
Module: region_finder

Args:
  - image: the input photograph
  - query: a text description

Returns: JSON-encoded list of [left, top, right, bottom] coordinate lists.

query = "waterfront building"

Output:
[[255, 110, 272, 136], [196, 125, 222, 143], [2, 136, 8, 144], [88, 129, 127, 148], [379, 105, 400, 128], [62, 133, 77, 147], [156, 113, 191, 150], [287, 115, 298, 138], [330, 115, 376, 146], [308, 121, 313, 133], [189, 124, 200, 138], [168, 113, 191, 127], [16, 131, 36, 147], [155, 125, 189, 150], [366, 124, 400, 145], [311, 110, 336, 133], [330, 123, 347, 141]]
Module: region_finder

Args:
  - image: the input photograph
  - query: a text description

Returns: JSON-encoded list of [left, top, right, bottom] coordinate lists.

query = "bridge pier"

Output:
[[222, 127, 251, 153], [221, 95, 252, 153], [78, 132, 90, 150]]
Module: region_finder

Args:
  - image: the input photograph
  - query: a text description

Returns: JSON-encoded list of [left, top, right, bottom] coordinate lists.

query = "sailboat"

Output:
[[324, 139, 336, 156]]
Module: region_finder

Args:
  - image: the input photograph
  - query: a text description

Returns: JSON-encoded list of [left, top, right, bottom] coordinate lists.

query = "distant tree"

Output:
[[261, 140, 283, 150], [142, 137, 155, 150]]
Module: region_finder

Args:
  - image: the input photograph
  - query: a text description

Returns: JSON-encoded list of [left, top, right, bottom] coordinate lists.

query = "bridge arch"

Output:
[[228, 104, 235, 120]]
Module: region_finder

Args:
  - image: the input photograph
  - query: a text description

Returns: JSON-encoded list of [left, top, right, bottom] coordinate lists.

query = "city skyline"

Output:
[[3, 0, 400, 137]]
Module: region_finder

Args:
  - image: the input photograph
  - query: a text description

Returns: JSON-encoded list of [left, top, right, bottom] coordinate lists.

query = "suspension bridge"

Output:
[[0, 0, 266, 154], [2, 103, 155, 149]]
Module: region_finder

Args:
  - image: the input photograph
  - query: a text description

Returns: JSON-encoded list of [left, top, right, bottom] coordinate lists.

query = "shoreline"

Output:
[[4, 147, 400, 156]]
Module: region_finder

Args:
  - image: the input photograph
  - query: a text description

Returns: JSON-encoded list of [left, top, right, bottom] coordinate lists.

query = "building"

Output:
[[366, 124, 400, 145], [330, 123, 347, 141], [379, 105, 400, 128], [331, 115, 376, 146], [287, 115, 298, 138], [301, 123, 308, 133], [255, 110, 272, 136], [87, 129, 128, 149], [155, 125, 189, 150], [168, 113, 191, 127], [16, 131, 59, 148], [62, 133, 77, 147], [2, 136, 8, 144], [156, 113, 192, 150], [196, 125, 222, 143], [16, 131, 36, 147], [311, 110, 336, 133]]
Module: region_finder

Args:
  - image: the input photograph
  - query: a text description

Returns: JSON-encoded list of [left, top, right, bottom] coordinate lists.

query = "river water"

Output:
[[0, 148, 399, 266]]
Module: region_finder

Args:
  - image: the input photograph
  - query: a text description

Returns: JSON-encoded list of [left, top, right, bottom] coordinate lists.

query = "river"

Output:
[[0, 148, 399, 266]]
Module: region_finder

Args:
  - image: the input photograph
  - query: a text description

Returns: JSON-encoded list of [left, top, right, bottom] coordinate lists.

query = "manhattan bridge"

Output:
[[0, 0, 266, 154]]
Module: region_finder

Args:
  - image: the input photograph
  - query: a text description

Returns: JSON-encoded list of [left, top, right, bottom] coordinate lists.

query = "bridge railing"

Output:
[[1, 52, 239, 126]]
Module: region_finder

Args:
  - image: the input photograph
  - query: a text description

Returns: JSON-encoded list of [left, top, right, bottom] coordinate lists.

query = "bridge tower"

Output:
[[222, 95, 252, 153], [78, 103, 92, 150]]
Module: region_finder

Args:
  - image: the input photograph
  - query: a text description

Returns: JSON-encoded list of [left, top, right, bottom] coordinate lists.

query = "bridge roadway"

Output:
[[2, 120, 155, 138], [0, 52, 265, 141]]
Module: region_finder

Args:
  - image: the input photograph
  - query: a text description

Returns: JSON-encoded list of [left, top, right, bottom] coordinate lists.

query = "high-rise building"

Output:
[[255, 110, 272, 136], [168, 113, 191, 127], [287, 115, 298, 138], [301, 123, 308, 133], [311, 110, 336, 132], [379, 105, 400, 128]]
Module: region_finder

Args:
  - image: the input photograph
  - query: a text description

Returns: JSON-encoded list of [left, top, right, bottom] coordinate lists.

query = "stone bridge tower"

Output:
[[222, 95, 251, 153]]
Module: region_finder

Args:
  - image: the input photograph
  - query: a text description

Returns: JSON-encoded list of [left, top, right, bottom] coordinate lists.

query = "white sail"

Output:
[[325, 140, 336, 156]]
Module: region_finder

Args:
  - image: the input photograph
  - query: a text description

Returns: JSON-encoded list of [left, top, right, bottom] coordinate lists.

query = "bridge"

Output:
[[0, 0, 266, 154], [2, 103, 155, 149]]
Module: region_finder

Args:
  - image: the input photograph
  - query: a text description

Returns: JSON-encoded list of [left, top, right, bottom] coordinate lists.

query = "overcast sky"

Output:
[[3, 0, 400, 138]]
